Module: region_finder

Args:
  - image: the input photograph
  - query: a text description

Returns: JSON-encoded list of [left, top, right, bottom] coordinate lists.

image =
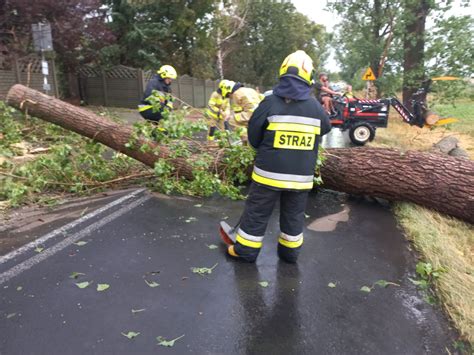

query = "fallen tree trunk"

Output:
[[6, 84, 474, 223]]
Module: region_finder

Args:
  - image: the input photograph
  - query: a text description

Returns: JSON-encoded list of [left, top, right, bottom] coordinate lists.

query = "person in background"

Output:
[[205, 79, 232, 141], [314, 73, 341, 115], [220, 81, 264, 135], [344, 84, 354, 99], [138, 65, 177, 122]]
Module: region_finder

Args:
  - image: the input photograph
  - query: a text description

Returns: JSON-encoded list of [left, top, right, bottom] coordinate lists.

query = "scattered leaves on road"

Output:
[[360, 286, 372, 293], [206, 244, 218, 250], [374, 279, 400, 288], [16, 286, 23, 291], [194, 204, 203, 208], [97, 284, 110, 292], [69, 272, 85, 279], [76, 281, 91, 289], [6, 313, 16, 319], [145, 280, 160, 288], [156, 334, 185, 347], [34, 246, 44, 253], [132, 308, 146, 314], [122, 331, 140, 339], [74, 241, 88, 246], [185, 217, 197, 223], [328, 282, 337, 288], [191, 263, 218, 276], [258, 281, 269, 288]]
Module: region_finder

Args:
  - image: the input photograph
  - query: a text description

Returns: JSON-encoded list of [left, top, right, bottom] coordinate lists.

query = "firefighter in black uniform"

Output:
[[138, 65, 177, 122], [220, 50, 332, 263]]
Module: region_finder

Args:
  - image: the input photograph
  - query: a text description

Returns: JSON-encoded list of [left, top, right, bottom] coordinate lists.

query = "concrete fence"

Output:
[[0, 55, 59, 100], [78, 65, 227, 109]]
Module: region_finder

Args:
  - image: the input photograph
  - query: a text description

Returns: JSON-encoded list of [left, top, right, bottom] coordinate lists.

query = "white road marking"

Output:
[[0, 194, 151, 285], [0, 188, 146, 265]]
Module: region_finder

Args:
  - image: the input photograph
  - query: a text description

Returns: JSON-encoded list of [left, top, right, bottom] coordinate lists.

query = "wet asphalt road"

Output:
[[0, 187, 456, 354]]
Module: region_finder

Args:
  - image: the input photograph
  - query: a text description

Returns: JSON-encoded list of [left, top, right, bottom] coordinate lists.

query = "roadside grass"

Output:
[[370, 99, 474, 344], [395, 203, 474, 344]]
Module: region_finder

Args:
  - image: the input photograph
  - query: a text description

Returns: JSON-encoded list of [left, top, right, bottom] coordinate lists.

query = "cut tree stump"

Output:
[[6, 84, 474, 223]]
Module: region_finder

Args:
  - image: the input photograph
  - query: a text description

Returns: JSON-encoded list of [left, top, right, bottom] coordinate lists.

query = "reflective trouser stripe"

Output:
[[236, 235, 262, 248], [236, 229, 263, 249], [252, 173, 313, 190], [267, 122, 320, 135], [138, 105, 153, 112], [251, 167, 314, 190], [278, 234, 303, 248]]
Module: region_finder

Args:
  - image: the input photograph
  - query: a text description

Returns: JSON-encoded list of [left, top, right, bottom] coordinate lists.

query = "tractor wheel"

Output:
[[349, 124, 375, 146]]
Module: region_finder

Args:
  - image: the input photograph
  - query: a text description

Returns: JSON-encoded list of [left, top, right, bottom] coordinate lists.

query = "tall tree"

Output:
[[329, 0, 402, 96], [225, 0, 327, 87], [102, 0, 216, 76], [401, 0, 431, 107], [0, 0, 114, 70]]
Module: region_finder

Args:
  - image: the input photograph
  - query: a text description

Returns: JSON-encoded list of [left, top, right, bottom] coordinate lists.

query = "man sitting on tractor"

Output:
[[314, 73, 341, 115]]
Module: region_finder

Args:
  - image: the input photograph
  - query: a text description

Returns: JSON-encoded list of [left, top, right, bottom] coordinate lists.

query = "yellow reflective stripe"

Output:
[[252, 172, 313, 190], [138, 105, 153, 112], [278, 237, 303, 248], [267, 122, 320, 134], [205, 109, 219, 119], [236, 234, 262, 249]]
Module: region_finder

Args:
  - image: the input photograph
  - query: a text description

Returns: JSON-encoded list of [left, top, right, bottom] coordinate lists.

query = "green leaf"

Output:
[[6, 313, 16, 319], [122, 331, 140, 339], [191, 263, 218, 276], [97, 284, 110, 292], [258, 281, 269, 288], [69, 272, 85, 279], [374, 279, 400, 288], [185, 217, 197, 223], [360, 286, 372, 293], [74, 241, 88, 246], [304, 213, 310, 219], [328, 282, 337, 288], [34, 246, 44, 253], [16, 286, 23, 291], [194, 204, 203, 207], [206, 244, 218, 250], [76, 281, 91, 289], [132, 308, 146, 314], [145, 280, 160, 288], [156, 334, 185, 347]]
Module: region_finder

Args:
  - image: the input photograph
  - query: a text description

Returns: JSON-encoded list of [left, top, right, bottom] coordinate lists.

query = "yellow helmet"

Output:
[[157, 65, 177, 79], [219, 79, 236, 98], [279, 50, 315, 85]]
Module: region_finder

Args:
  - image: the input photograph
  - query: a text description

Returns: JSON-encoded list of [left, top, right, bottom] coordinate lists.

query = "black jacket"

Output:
[[141, 75, 171, 104], [248, 94, 331, 191]]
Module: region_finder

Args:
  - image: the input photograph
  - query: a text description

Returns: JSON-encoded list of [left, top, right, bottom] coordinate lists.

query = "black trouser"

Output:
[[139, 108, 163, 122], [235, 182, 308, 263]]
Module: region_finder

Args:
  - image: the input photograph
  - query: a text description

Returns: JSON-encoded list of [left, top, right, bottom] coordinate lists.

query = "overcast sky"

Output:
[[291, 0, 473, 72]]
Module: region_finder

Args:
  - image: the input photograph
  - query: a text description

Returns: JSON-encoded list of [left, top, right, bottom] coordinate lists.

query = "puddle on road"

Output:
[[307, 206, 350, 232]]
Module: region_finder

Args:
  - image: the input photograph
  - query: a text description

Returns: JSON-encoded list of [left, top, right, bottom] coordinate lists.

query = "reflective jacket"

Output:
[[139, 75, 173, 113], [248, 94, 331, 191], [205, 91, 230, 120], [231, 87, 264, 124]]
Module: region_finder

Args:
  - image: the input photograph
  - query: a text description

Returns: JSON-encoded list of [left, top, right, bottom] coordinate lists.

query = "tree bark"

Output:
[[6, 85, 474, 224], [402, 0, 430, 107]]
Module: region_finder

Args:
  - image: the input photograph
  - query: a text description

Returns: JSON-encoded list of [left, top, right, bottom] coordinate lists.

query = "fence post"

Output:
[[203, 79, 207, 107], [137, 69, 144, 100], [50, 60, 59, 97], [192, 77, 196, 107], [177, 76, 182, 101], [101, 69, 108, 106], [13, 57, 21, 84]]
